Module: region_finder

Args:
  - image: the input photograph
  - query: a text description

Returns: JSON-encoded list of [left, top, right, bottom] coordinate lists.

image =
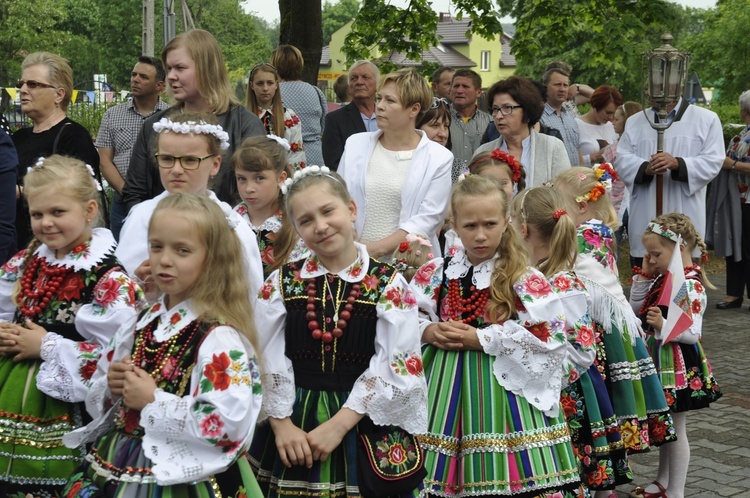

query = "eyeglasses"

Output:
[[431, 97, 449, 109], [154, 153, 216, 170], [490, 105, 523, 116], [15, 79, 56, 90]]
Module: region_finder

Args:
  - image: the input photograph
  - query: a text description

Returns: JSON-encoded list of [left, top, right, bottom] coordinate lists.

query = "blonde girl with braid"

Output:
[[552, 165, 677, 459], [629, 213, 722, 498], [511, 186, 634, 496], [411, 175, 587, 497], [0, 156, 144, 496]]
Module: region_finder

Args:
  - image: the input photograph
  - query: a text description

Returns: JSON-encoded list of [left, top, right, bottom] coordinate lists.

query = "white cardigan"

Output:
[[338, 130, 453, 254]]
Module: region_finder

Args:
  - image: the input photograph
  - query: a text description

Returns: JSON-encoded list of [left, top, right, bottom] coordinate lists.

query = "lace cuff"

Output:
[[39, 331, 61, 361], [344, 375, 428, 435], [478, 325, 566, 417], [37, 333, 77, 402], [260, 371, 295, 421]]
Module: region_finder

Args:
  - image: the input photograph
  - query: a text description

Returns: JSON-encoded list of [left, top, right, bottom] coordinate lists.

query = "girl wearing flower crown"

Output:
[[117, 112, 264, 300], [629, 213, 722, 498], [511, 186, 634, 497], [246, 63, 306, 171], [232, 135, 308, 278], [0, 156, 144, 496], [552, 165, 676, 457], [469, 147, 527, 200], [248, 166, 428, 497], [411, 175, 586, 497], [61, 193, 264, 497]]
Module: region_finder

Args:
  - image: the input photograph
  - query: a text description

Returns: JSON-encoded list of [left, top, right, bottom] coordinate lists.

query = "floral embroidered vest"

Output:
[[14, 252, 122, 342], [115, 318, 215, 438], [279, 258, 397, 391]]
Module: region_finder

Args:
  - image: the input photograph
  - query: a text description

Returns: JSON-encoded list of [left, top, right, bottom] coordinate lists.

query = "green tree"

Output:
[[322, 0, 360, 44], [680, 0, 750, 104]]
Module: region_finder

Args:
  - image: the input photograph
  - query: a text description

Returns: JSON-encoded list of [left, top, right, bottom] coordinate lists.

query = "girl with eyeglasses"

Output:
[[116, 112, 263, 303]]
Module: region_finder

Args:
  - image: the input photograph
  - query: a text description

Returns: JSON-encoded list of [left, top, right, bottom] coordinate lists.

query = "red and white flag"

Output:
[[657, 234, 693, 344]]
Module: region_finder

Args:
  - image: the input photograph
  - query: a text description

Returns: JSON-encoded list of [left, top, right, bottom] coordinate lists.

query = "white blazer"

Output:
[[338, 130, 453, 254]]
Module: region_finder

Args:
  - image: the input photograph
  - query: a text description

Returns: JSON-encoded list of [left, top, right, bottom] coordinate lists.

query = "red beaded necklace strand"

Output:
[[132, 319, 201, 376], [19, 257, 71, 318], [446, 279, 489, 323], [306, 277, 362, 343]]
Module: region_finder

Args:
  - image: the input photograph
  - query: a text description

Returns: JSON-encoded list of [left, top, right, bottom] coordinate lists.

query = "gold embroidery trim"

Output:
[[0, 434, 64, 448]]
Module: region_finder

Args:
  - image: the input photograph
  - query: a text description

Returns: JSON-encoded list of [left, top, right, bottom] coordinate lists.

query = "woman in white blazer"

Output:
[[338, 68, 453, 258], [473, 76, 570, 188]]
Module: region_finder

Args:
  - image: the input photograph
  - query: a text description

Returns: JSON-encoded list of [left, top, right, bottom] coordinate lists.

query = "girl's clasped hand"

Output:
[[0, 320, 46, 360]]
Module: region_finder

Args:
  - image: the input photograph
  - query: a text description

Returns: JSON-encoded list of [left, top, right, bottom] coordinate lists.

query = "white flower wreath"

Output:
[[152, 118, 231, 150]]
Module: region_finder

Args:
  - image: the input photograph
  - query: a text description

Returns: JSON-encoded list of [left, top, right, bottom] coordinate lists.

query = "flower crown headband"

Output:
[[645, 222, 687, 246], [490, 148, 522, 183], [267, 134, 291, 151], [28, 157, 104, 191], [280, 165, 341, 195], [575, 162, 618, 203], [153, 118, 230, 151]]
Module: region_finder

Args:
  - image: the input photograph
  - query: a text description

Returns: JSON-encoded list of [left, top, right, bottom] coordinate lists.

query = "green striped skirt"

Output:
[[0, 357, 84, 496], [418, 346, 584, 497]]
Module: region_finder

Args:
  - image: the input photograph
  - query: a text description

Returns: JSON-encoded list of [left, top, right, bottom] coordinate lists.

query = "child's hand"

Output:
[[423, 322, 464, 350], [269, 417, 313, 468], [0, 321, 47, 361], [645, 306, 664, 332], [135, 260, 157, 296], [108, 355, 133, 396], [307, 419, 347, 462], [446, 320, 482, 351], [122, 366, 157, 410]]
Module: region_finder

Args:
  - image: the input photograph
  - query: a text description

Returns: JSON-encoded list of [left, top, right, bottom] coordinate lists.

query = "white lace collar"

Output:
[[299, 242, 370, 283], [234, 204, 283, 234], [444, 248, 498, 289], [34, 228, 115, 272], [135, 297, 199, 342]]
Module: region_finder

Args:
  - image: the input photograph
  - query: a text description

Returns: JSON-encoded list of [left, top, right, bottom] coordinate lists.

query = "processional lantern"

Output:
[[641, 33, 690, 215]]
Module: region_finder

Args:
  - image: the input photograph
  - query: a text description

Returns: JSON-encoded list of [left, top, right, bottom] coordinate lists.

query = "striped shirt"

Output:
[[541, 103, 580, 166], [449, 106, 492, 164]]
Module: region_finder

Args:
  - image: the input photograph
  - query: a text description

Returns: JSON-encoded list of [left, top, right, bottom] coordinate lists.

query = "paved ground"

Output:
[[613, 274, 750, 498]]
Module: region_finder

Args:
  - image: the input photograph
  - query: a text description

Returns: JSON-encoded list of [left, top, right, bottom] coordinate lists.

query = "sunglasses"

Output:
[[15, 80, 56, 90]]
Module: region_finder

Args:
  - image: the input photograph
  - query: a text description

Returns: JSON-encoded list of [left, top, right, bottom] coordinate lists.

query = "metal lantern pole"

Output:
[[641, 34, 690, 215]]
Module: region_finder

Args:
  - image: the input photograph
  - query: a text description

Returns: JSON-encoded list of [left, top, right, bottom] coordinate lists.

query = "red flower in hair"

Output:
[[491, 148, 522, 182], [398, 242, 410, 253]]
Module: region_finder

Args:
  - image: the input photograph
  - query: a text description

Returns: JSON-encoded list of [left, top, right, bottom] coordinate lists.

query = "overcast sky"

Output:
[[246, 0, 717, 24]]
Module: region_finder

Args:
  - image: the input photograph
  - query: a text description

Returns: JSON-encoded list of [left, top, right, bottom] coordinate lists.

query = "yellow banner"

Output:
[[5, 88, 17, 100], [318, 72, 347, 81], [71, 90, 79, 103]]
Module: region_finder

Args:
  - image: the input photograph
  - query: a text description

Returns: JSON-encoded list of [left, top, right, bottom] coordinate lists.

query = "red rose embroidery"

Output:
[[160, 356, 180, 381], [561, 394, 577, 417], [107, 349, 114, 362], [123, 408, 141, 433], [216, 437, 241, 454], [305, 259, 319, 273], [576, 325, 595, 347], [689, 377, 703, 391], [412, 262, 436, 286], [58, 274, 85, 301], [200, 413, 225, 438], [402, 289, 417, 308], [694, 282, 704, 294], [150, 302, 161, 313], [404, 355, 423, 375], [80, 359, 97, 380], [524, 274, 552, 297], [204, 352, 232, 391], [79, 342, 98, 353], [170, 312, 182, 325], [553, 275, 571, 291], [259, 282, 274, 300], [95, 278, 122, 308], [528, 322, 551, 342], [363, 274, 379, 292], [290, 142, 301, 152], [260, 245, 276, 265], [691, 299, 701, 314], [385, 287, 402, 307], [665, 392, 675, 406], [349, 265, 362, 278], [66, 481, 83, 497]]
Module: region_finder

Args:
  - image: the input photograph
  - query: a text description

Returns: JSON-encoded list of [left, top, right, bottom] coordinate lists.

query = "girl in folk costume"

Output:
[[247, 62, 306, 171], [511, 186, 633, 497], [62, 193, 264, 497], [116, 112, 263, 299], [443, 150, 527, 255], [411, 175, 586, 498], [0, 156, 144, 496], [552, 165, 676, 455], [232, 135, 308, 279], [248, 167, 428, 497], [629, 214, 722, 498]]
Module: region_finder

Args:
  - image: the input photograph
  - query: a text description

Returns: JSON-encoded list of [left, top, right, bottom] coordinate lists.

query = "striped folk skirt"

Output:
[[418, 346, 585, 498]]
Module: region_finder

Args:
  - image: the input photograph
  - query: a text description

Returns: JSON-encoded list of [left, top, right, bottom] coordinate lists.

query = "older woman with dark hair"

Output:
[[271, 45, 327, 166], [577, 84, 623, 166], [12, 52, 100, 248], [416, 97, 467, 182], [473, 76, 570, 187]]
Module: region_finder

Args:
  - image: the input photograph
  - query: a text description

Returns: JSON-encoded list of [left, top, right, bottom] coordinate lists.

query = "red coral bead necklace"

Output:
[[19, 256, 71, 318], [307, 277, 361, 343], [446, 279, 489, 323]]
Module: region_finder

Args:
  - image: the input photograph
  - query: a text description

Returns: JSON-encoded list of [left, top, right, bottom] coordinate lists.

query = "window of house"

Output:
[[481, 51, 491, 71]]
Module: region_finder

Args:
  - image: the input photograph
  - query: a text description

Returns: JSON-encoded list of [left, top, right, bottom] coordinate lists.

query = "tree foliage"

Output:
[[322, 0, 360, 44]]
